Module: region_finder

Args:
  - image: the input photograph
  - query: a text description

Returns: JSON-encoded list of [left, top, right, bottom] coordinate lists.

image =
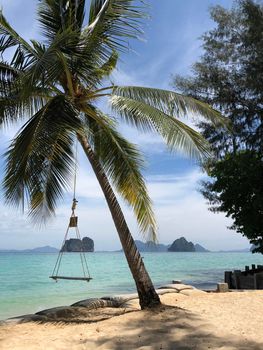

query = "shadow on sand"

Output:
[[3, 304, 261, 350], [75, 305, 263, 350]]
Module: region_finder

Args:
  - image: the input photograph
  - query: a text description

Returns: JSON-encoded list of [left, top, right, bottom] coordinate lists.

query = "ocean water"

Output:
[[0, 252, 262, 320]]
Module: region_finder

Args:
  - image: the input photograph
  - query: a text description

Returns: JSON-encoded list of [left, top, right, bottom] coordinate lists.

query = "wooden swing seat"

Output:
[[49, 152, 92, 283], [49, 275, 92, 281]]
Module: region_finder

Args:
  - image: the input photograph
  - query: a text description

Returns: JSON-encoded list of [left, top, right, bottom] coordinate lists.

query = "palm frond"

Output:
[[0, 10, 35, 55], [0, 61, 20, 99], [0, 96, 45, 127], [3, 96, 82, 223], [72, 0, 146, 88], [82, 0, 146, 64], [0, 59, 54, 126], [84, 107, 157, 240], [17, 29, 81, 97], [93, 50, 118, 79], [0, 61, 19, 84], [0, 85, 53, 127], [0, 10, 36, 70], [38, 0, 85, 41], [89, 0, 107, 24], [110, 95, 212, 160], [112, 86, 227, 127]]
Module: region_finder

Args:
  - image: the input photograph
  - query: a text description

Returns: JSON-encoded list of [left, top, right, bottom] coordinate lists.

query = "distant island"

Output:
[[133, 240, 168, 252], [1, 237, 253, 253], [0, 246, 59, 253], [0, 238, 95, 254], [118, 237, 210, 253], [61, 237, 94, 252], [168, 237, 195, 252]]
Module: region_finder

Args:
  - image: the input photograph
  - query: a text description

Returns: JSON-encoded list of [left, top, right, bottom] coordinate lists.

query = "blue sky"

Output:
[[0, 0, 250, 251]]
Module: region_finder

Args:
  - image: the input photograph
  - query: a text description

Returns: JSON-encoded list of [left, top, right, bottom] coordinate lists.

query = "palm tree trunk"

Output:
[[78, 134, 161, 309]]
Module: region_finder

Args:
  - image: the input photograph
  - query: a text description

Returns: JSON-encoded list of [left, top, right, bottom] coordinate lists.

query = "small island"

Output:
[[123, 237, 209, 252], [168, 237, 195, 252], [61, 237, 94, 252]]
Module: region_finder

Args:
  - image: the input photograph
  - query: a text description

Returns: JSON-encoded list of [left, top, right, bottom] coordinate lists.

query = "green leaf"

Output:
[[89, 0, 107, 24], [81, 0, 147, 72], [110, 94, 212, 160], [38, 0, 85, 41], [19, 29, 80, 96], [0, 59, 53, 127], [112, 86, 227, 126], [3, 96, 82, 223], [0, 10, 36, 70], [93, 50, 118, 79], [0, 10, 35, 55]]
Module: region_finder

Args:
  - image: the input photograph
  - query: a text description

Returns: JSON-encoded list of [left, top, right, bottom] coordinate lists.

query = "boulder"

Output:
[[217, 283, 229, 293]]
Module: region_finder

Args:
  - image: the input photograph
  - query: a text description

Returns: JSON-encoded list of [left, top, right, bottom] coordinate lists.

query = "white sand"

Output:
[[0, 291, 263, 350]]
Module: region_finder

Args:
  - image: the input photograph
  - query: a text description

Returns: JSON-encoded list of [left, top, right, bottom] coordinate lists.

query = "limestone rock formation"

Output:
[[61, 237, 94, 252], [168, 237, 195, 252]]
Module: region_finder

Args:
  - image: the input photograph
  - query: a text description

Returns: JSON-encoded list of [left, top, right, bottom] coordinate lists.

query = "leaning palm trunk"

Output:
[[78, 134, 161, 309]]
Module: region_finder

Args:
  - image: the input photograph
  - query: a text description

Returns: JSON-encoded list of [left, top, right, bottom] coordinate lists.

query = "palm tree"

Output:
[[0, 0, 224, 309]]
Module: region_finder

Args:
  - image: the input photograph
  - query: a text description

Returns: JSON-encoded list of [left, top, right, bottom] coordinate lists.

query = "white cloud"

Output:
[[0, 168, 250, 252], [111, 67, 144, 87], [154, 193, 247, 251], [74, 165, 104, 201]]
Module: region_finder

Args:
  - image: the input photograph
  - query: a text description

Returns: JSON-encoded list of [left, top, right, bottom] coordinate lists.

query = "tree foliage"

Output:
[[173, 0, 263, 252], [202, 151, 263, 253]]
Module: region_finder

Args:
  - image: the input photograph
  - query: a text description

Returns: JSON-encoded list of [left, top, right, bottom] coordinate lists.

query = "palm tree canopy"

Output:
[[0, 0, 226, 240]]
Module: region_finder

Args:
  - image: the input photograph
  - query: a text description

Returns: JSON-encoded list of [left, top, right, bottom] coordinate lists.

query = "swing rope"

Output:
[[50, 138, 92, 282], [73, 139, 78, 201]]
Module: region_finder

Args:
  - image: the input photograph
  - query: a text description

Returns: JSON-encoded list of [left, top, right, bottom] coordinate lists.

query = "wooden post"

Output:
[[254, 273, 258, 289], [224, 271, 232, 289], [233, 270, 241, 289]]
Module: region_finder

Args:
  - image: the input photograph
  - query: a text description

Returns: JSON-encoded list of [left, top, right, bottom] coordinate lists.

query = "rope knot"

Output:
[[72, 198, 78, 210]]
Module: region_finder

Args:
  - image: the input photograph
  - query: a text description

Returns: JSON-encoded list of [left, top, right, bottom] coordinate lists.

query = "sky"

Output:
[[0, 0, 251, 251]]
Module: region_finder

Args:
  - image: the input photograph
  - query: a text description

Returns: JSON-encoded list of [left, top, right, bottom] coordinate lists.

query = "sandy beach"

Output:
[[1, 290, 263, 350]]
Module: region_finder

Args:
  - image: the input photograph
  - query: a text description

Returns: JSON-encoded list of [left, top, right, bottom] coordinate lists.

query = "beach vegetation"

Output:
[[201, 151, 263, 253], [173, 0, 263, 253]]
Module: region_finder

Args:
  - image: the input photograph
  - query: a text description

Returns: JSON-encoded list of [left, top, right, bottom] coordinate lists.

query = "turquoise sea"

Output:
[[0, 252, 262, 320]]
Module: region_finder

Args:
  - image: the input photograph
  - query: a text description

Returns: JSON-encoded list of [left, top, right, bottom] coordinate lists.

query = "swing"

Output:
[[49, 143, 92, 283]]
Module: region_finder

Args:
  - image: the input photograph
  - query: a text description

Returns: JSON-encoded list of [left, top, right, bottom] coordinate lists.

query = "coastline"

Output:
[[1, 282, 199, 324], [1, 251, 263, 321], [0, 285, 263, 350]]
